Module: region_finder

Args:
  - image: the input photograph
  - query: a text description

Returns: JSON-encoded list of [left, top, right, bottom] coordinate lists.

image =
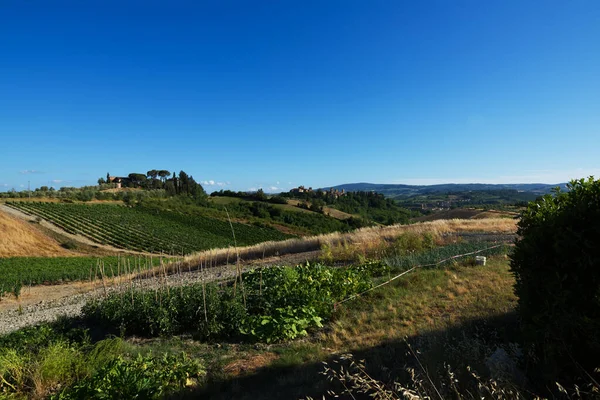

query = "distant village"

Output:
[[290, 185, 347, 198]]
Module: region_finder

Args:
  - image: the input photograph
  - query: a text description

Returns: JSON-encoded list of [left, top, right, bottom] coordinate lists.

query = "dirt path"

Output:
[[0, 204, 157, 257]]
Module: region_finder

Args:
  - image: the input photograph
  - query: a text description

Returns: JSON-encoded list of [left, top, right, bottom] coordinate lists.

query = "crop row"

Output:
[[6, 202, 291, 255], [0, 256, 162, 298], [10, 202, 192, 253]]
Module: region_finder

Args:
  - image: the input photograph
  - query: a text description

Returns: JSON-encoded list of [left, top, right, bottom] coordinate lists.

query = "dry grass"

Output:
[[413, 208, 518, 222], [324, 256, 517, 351], [0, 210, 74, 257], [286, 199, 357, 220], [223, 352, 279, 376], [472, 210, 518, 219], [189, 256, 520, 399], [173, 218, 516, 274], [322, 206, 355, 220]]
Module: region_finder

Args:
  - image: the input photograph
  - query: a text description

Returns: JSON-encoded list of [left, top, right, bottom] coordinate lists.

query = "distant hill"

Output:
[[323, 182, 568, 198]]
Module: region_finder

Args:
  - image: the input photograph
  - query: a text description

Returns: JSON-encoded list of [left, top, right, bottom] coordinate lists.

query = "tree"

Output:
[[510, 177, 600, 379], [146, 170, 161, 189], [158, 170, 170, 183], [253, 188, 267, 201], [128, 173, 147, 188]]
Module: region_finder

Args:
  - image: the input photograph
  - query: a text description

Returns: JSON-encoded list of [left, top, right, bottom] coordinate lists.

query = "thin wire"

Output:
[[334, 243, 511, 308]]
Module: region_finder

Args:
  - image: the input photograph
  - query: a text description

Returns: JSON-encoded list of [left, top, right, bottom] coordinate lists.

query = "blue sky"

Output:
[[1, 1, 598, 192]]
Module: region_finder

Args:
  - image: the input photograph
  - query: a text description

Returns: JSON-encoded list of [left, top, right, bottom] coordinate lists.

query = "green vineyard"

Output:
[[6, 202, 292, 254], [0, 256, 163, 296]]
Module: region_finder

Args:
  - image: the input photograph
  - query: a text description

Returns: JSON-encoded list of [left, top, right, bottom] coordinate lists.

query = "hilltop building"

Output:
[[290, 185, 314, 194], [107, 176, 130, 189], [326, 187, 346, 198]]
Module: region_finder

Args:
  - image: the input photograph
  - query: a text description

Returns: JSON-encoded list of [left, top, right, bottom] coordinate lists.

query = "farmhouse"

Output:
[[107, 176, 130, 189]]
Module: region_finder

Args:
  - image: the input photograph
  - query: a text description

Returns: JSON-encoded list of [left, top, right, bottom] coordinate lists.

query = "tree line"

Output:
[[98, 170, 206, 199]]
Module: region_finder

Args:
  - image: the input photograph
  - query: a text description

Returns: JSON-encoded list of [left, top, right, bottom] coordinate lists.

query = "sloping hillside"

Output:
[[326, 182, 567, 196], [0, 209, 73, 257], [412, 208, 517, 222]]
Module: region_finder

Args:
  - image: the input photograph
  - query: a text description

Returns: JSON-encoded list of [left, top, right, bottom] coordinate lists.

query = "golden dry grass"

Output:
[[322, 256, 517, 351], [222, 352, 279, 376], [175, 218, 516, 272], [0, 210, 74, 257], [322, 206, 355, 220]]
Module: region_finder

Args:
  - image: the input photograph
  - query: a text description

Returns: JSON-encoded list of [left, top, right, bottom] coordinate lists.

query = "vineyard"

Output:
[[5, 202, 292, 254], [0, 256, 162, 296]]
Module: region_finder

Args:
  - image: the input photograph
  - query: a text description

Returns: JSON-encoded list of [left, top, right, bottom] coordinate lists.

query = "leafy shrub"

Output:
[[60, 240, 78, 250], [510, 178, 600, 378], [352, 259, 391, 277], [54, 353, 204, 400], [241, 306, 323, 343], [242, 263, 372, 318], [268, 195, 288, 204]]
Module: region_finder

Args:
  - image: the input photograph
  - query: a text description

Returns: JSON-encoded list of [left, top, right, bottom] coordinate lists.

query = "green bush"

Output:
[[240, 306, 323, 343], [510, 177, 600, 378], [54, 353, 204, 400]]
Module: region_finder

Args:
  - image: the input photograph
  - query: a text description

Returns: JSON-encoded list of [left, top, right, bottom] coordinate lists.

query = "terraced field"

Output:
[[6, 202, 292, 255]]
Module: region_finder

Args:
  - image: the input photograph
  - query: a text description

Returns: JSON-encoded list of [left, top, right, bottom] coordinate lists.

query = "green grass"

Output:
[[208, 196, 244, 206], [0, 324, 204, 399]]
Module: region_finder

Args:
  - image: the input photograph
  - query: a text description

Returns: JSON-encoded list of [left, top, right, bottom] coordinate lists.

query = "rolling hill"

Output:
[[324, 182, 568, 198]]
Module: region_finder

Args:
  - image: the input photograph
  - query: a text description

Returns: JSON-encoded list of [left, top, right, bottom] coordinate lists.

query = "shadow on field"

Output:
[[173, 311, 520, 400]]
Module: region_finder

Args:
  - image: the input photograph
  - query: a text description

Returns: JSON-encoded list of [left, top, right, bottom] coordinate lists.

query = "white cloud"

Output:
[[268, 186, 280, 192], [201, 180, 228, 187], [19, 184, 24, 188], [20, 169, 43, 174]]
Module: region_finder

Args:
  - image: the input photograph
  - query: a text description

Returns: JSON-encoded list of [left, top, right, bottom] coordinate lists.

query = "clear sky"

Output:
[[1, 1, 598, 192]]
